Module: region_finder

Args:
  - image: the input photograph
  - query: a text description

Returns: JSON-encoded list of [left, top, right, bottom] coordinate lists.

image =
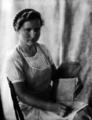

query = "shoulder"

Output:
[[6, 47, 23, 66]]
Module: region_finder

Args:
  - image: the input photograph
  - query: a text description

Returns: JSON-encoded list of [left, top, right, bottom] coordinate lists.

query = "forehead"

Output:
[[22, 19, 41, 29]]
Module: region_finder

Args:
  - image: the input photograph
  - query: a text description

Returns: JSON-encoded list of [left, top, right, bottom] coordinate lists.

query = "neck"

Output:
[[18, 42, 37, 57]]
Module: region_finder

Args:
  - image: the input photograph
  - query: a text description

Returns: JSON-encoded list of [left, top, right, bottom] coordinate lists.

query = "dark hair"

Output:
[[13, 8, 44, 31]]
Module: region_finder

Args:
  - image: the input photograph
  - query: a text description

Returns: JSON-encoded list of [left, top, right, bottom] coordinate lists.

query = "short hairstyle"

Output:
[[13, 8, 44, 31]]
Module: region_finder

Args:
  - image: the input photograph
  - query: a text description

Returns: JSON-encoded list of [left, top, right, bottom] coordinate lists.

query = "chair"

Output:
[[0, 95, 5, 120], [7, 77, 25, 120]]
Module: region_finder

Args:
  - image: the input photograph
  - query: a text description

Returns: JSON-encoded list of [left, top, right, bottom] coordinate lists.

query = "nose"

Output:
[[30, 29, 36, 38]]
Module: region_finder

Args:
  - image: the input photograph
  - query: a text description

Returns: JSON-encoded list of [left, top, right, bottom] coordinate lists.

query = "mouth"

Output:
[[26, 39, 36, 46], [26, 36, 39, 44]]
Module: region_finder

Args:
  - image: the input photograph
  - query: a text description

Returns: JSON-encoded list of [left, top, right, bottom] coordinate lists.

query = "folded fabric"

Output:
[[64, 102, 88, 120]]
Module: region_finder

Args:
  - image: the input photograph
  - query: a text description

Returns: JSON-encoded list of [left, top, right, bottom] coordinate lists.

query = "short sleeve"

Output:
[[6, 55, 25, 83]]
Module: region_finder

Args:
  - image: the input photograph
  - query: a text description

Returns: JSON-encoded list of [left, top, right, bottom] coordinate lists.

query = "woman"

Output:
[[6, 8, 80, 120]]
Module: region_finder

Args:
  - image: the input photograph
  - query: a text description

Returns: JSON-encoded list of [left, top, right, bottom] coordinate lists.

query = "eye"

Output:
[[25, 28, 31, 32]]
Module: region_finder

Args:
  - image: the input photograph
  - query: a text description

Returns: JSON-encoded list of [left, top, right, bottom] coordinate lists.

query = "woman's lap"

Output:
[[73, 106, 92, 120]]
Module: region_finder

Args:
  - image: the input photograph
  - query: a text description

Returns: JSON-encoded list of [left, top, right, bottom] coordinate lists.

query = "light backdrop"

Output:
[[0, 0, 92, 119]]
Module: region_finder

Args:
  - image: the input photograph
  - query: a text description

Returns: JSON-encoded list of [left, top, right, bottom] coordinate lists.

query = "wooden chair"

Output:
[[7, 77, 25, 120]]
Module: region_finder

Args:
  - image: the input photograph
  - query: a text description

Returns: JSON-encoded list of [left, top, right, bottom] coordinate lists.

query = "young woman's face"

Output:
[[18, 19, 41, 46]]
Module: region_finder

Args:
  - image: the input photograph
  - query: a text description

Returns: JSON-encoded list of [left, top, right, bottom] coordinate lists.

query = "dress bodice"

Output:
[[17, 44, 53, 99]]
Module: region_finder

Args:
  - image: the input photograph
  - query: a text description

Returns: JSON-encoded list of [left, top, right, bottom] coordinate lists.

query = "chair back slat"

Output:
[[7, 77, 25, 120]]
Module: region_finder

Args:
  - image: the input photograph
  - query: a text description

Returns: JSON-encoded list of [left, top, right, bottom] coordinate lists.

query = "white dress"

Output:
[[6, 43, 64, 120]]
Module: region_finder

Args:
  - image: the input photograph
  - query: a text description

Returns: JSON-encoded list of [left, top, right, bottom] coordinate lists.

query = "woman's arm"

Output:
[[13, 82, 66, 115]]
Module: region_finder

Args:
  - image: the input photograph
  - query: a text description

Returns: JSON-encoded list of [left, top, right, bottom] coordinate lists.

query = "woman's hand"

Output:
[[58, 61, 81, 78], [47, 103, 66, 116]]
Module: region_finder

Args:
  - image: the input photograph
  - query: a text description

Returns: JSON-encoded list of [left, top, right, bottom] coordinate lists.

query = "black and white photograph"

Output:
[[0, 0, 92, 120]]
